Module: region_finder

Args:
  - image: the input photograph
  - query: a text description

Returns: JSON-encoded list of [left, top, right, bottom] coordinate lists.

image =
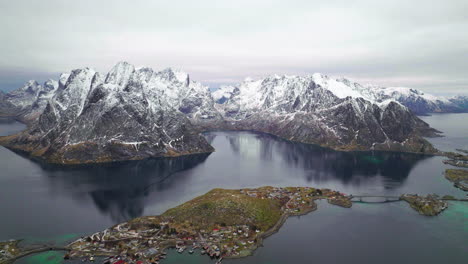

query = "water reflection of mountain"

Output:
[[38, 154, 210, 223], [221, 132, 430, 187], [6, 131, 431, 225]]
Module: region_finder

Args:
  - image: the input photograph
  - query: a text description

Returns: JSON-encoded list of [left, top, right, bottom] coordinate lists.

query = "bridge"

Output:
[[347, 195, 401, 203], [347, 195, 468, 203]]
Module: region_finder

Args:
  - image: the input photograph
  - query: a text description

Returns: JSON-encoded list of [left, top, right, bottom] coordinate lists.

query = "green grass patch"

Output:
[[160, 188, 283, 231], [445, 169, 468, 183]]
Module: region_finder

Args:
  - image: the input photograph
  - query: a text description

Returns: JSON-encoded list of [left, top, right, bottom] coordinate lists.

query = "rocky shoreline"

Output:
[[0, 136, 215, 165]]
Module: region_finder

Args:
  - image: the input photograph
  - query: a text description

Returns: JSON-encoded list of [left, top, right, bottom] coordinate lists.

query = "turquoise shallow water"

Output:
[[0, 114, 466, 264]]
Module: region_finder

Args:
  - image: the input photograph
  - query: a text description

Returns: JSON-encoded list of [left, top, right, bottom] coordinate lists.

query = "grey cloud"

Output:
[[0, 0, 467, 95]]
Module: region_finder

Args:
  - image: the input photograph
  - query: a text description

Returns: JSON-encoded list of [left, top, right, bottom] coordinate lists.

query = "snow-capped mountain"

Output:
[[311, 75, 468, 114], [215, 75, 468, 115], [369, 86, 466, 114], [0, 79, 58, 122], [3, 80, 43, 109], [0, 62, 214, 164], [448, 95, 468, 110], [0, 65, 450, 163], [212, 85, 236, 104], [2, 70, 466, 124], [1, 64, 223, 127], [24, 79, 59, 121], [214, 74, 439, 153]]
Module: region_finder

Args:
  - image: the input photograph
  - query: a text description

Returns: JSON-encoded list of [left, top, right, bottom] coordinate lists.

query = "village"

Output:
[[65, 186, 352, 264]]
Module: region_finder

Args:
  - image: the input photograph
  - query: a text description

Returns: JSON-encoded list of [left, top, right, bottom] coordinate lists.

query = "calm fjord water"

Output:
[[0, 114, 467, 264]]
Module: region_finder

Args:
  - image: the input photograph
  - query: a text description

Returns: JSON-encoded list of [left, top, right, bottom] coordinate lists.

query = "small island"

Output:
[[400, 194, 448, 216], [444, 169, 468, 191]]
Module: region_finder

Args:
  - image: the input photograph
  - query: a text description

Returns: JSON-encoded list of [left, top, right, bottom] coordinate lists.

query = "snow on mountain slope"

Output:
[[1, 62, 214, 164], [1, 79, 59, 122], [214, 74, 467, 115], [214, 74, 439, 153], [4, 80, 43, 109], [212, 85, 235, 104], [1, 65, 458, 163], [448, 95, 468, 110], [23, 79, 59, 122]]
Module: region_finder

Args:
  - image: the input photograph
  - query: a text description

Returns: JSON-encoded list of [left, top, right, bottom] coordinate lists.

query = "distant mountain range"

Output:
[[0, 62, 452, 164]]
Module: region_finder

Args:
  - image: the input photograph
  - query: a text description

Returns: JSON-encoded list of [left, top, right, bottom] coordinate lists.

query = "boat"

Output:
[[200, 250, 206, 255], [188, 249, 194, 254]]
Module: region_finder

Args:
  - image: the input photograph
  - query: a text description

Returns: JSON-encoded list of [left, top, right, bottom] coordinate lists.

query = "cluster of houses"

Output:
[[68, 222, 169, 264], [241, 186, 349, 212], [195, 224, 261, 258]]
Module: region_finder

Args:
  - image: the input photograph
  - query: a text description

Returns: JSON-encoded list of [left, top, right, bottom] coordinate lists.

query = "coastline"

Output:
[[0, 126, 441, 166]]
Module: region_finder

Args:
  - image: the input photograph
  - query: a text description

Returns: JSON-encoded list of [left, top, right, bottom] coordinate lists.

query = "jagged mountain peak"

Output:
[[15, 80, 41, 94], [58, 73, 71, 90], [214, 73, 467, 114], [1, 62, 215, 164], [43, 79, 58, 91], [25, 80, 40, 86], [159, 67, 190, 84], [212, 73, 439, 153], [1, 63, 464, 164], [105, 61, 135, 88]]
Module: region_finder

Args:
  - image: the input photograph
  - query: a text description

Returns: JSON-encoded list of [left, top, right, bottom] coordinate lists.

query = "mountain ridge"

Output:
[[212, 74, 439, 153], [0, 62, 215, 164], [0, 62, 447, 164], [213, 74, 468, 115]]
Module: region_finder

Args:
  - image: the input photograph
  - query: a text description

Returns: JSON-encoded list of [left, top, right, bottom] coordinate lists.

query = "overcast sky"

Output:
[[1, 0, 467, 95]]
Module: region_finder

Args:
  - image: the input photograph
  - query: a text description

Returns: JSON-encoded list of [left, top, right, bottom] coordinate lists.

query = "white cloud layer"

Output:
[[1, 0, 467, 95]]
